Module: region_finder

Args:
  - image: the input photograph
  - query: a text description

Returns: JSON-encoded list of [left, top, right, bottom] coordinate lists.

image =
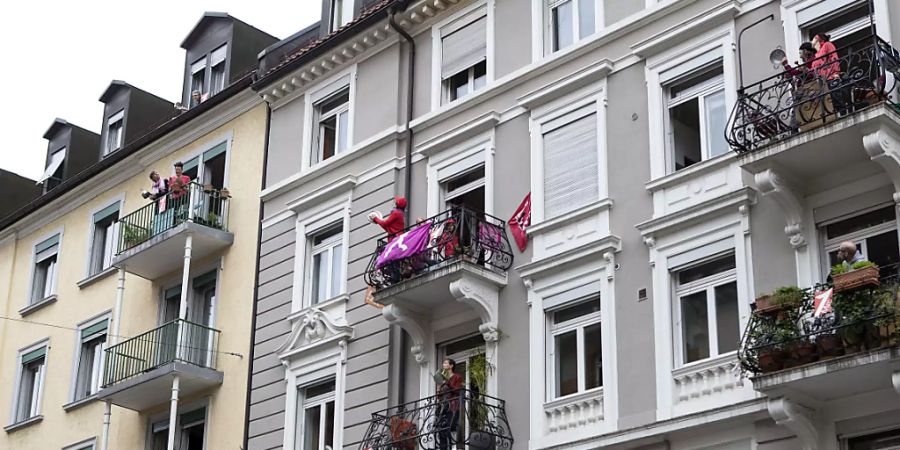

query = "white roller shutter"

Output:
[[543, 113, 599, 218]]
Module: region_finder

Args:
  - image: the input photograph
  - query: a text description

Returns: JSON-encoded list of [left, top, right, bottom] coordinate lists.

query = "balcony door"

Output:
[[821, 205, 899, 280], [185, 271, 216, 367], [438, 334, 487, 450]]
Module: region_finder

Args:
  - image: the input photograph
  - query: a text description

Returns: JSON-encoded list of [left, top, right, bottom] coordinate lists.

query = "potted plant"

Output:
[[865, 288, 897, 349], [467, 353, 496, 450], [122, 222, 149, 249], [754, 293, 777, 314], [832, 289, 868, 353], [832, 261, 880, 293], [750, 314, 792, 373]]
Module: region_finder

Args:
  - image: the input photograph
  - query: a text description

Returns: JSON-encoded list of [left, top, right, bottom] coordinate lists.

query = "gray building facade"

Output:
[[246, 1, 900, 449]]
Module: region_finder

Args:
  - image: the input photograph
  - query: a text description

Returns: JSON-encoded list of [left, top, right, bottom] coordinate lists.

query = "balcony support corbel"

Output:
[[754, 168, 812, 286], [767, 396, 819, 450]]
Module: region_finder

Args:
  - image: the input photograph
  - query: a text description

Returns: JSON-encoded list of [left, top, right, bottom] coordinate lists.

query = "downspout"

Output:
[[100, 268, 126, 450], [388, 3, 414, 406], [241, 102, 271, 450]]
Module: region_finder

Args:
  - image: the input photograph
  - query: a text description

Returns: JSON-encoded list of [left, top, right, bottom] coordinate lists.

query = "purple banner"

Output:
[[375, 223, 432, 268]]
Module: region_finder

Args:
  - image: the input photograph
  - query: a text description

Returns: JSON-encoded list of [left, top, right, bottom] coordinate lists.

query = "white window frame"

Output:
[[175, 133, 234, 190], [645, 28, 737, 181], [62, 437, 97, 450], [292, 197, 351, 312], [546, 297, 603, 400], [818, 203, 897, 278], [782, 0, 893, 64], [430, 0, 495, 111], [330, 0, 354, 31], [426, 133, 495, 217], [103, 110, 125, 156], [9, 340, 49, 425], [27, 228, 64, 306], [70, 314, 110, 402], [301, 69, 356, 173], [544, 0, 604, 55], [528, 84, 608, 225], [189, 57, 207, 106], [312, 88, 351, 166], [84, 196, 124, 279], [442, 61, 488, 105], [284, 353, 346, 450], [145, 401, 209, 450], [663, 67, 727, 172], [209, 44, 228, 96], [307, 224, 345, 306], [296, 379, 337, 450], [671, 252, 739, 368]]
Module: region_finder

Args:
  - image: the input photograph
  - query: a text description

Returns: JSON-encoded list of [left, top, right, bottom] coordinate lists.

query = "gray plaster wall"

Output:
[[604, 0, 643, 27]]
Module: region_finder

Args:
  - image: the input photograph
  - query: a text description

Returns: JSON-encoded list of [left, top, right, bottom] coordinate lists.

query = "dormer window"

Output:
[[38, 147, 66, 191], [104, 110, 124, 155], [209, 45, 227, 96], [190, 58, 206, 107], [188, 44, 228, 107], [330, 0, 353, 31]]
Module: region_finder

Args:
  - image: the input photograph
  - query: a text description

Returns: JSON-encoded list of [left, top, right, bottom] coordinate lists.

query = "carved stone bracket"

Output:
[[382, 304, 431, 366], [767, 397, 819, 450], [449, 273, 501, 337], [754, 169, 807, 249], [863, 126, 900, 195]]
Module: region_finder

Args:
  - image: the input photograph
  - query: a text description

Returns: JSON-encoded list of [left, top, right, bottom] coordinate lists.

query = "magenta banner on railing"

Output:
[[375, 223, 432, 268]]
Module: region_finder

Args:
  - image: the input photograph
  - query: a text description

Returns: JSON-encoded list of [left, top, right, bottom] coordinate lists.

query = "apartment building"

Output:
[[0, 13, 275, 450], [245, 0, 900, 449]]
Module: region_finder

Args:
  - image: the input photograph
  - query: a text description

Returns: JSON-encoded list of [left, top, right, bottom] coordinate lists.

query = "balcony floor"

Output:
[[113, 222, 233, 279], [373, 260, 506, 315], [97, 361, 223, 411]]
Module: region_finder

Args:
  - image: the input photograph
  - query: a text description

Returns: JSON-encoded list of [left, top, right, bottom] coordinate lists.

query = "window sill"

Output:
[[289, 294, 350, 322], [672, 351, 738, 377], [528, 198, 614, 236], [19, 295, 57, 317], [63, 395, 99, 413], [4, 415, 43, 433], [544, 386, 604, 409], [77, 267, 117, 289], [645, 152, 736, 192]]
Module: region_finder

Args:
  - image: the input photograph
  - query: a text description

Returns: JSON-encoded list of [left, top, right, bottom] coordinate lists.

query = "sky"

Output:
[[0, 1, 322, 180]]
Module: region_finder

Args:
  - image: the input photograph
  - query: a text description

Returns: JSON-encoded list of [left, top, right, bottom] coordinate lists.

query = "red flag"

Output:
[[508, 193, 531, 252], [813, 288, 833, 317]]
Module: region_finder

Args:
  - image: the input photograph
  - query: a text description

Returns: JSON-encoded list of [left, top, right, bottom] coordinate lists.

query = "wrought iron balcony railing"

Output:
[[364, 207, 514, 291], [738, 269, 900, 376], [359, 389, 514, 450], [117, 182, 229, 254], [102, 319, 220, 387], [726, 35, 900, 153]]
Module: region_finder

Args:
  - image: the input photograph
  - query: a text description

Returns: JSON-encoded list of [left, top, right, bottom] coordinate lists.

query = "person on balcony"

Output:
[[811, 34, 840, 80], [837, 241, 866, 269], [369, 196, 407, 240], [437, 358, 463, 450], [142, 170, 168, 201], [781, 42, 816, 84]]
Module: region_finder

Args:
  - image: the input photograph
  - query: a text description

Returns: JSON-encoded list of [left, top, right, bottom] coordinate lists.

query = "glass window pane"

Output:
[[704, 89, 728, 158], [677, 254, 736, 285], [670, 98, 702, 171], [312, 253, 327, 304], [825, 206, 896, 239], [473, 61, 487, 91], [578, 0, 595, 38], [331, 244, 343, 298], [304, 405, 322, 450], [680, 291, 709, 363], [555, 331, 578, 397], [319, 116, 337, 162], [325, 401, 335, 448], [552, 1, 574, 51], [553, 298, 601, 324], [337, 111, 349, 154], [584, 323, 602, 390], [448, 69, 469, 101], [714, 282, 740, 354]]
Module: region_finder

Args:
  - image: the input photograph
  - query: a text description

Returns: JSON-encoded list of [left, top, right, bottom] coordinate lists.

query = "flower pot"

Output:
[[865, 322, 896, 349], [833, 266, 880, 293], [816, 333, 844, 358], [790, 341, 819, 365], [754, 295, 777, 313], [758, 350, 786, 373], [468, 431, 496, 450]]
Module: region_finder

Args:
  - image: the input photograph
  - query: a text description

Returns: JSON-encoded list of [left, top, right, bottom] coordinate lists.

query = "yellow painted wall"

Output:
[[0, 102, 266, 449]]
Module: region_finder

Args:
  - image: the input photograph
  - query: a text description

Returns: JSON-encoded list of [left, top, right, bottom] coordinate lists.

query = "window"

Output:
[[665, 64, 727, 172], [149, 420, 169, 450], [542, 110, 599, 218], [30, 234, 60, 304], [296, 380, 336, 450], [548, 0, 595, 52], [38, 148, 66, 191], [440, 14, 487, 104], [822, 205, 899, 279], [673, 253, 739, 365], [149, 408, 206, 450], [309, 225, 344, 305], [442, 166, 485, 212], [805, 1, 873, 54], [549, 298, 602, 398], [74, 319, 108, 400], [62, 438, 96, 450], [330, 0, 354, 31], [13, 346, 46, 423], [313, 87, 350, 165], [104, 110, 124, 155], [848, 427, 900, 449], [89, 204, 119, 276], [182, 141, 227, 188], [209, 45, 227, 96], [189, 58, 206, 107]]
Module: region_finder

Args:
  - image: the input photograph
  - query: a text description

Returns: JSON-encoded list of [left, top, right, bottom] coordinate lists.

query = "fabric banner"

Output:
[[508, 193, 531, 252], [375, 223, 432, 268], [813, 288, 833, 317]]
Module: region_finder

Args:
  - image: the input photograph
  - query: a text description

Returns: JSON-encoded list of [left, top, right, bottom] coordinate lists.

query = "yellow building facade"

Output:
[[0, 92, 266, 450]]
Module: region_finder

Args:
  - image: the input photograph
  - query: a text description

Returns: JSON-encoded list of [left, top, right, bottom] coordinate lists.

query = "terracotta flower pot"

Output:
[[758, 350, 786, 373], [816, 334, 844, 358], [754, 295, 783, 316], [790, 341, 819, 365], [833, 266, 880, 293]]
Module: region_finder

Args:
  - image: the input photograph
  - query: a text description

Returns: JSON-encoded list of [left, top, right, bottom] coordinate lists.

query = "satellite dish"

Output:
[[769, 48, 787, 68]]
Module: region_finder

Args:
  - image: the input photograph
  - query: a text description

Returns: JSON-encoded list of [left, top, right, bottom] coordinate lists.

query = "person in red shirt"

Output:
[[168, 161, 191, 193], [371, 196, 407, 239]]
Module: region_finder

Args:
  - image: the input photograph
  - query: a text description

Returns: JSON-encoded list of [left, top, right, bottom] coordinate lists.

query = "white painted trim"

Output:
[[261, 209, 298, 230], [301, 66, 357, 174], [82, 194, 126, 280], [425, 131, 495, 217], [291, 196, 352, 312], [8, 338, 50, 426], [62, 437, 98, 450], [782, 0, 893, 66], [68, 311, 113, 403], [25, 226, 64, 308], [283, 349, 347, 450], [430, 0, 494, 111], [533, 0, 608, 61], [173, 130, 234, 188]]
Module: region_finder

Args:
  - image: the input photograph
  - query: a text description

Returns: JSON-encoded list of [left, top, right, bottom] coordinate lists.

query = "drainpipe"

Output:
[[99, 268, 126, 450], [388, 3, 414, 405]]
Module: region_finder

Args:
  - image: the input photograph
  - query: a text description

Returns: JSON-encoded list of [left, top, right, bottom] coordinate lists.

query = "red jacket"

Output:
[[374, 209, 405, 238], [439, 372, 463, 412]]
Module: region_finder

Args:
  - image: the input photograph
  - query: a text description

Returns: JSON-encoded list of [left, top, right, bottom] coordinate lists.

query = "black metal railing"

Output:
[[364, 207, 514, 290], [102, 319, 220, 387], [738, 270, 900, 375], [117, 182, 229, 253], [359, 389, 514, 450], [726, 35, 900, 153]]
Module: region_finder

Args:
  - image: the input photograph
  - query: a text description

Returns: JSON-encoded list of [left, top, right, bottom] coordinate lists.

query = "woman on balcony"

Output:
[[437, 358, 463, 450]]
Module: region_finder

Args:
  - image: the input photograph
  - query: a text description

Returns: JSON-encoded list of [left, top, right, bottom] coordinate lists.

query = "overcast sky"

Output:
[[0, 1, 321, 180]]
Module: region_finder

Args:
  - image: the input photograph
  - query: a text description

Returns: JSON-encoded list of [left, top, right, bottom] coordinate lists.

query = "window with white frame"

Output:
[[189, 57, 206, 107], [673, 253, 740, 365], [312, 87, 351, 165], [30, 234, 60, 304], [89, 203, 119, 276], [330, 0, 354, 31], [821, 205, 899, 278], [804, 1, 873, 54], [104, 110, 124, 156], [39, 147, 66, 191], [309, 225, 344, 305], [664, 63, 727, 172], [182, 141, 228, 190], [62, 438, 96, 450], [439, 12, 487, 104], [548, 297, 602, 398], [209, 45, 228, 96], [74, 319, 108, 400], [13, 345, 46, 423], [148, 408, 207, 450], [547, 0, 596, 53], [442, 165, 486, 212], [296, 379, 336, 450], [542, 108, 599, 218]]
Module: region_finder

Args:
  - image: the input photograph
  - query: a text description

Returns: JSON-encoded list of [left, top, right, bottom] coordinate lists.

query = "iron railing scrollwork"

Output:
[[364, 207, 514, 290], [116, 182, 229, 254], [102, 319, 220, 387], [359, 389, 514, 450], [726, 34, 900, 153]]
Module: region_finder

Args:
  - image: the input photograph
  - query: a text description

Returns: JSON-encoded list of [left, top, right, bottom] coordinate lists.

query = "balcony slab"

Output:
[[113, 222, 233, 279], [97, 361, 223, 411]]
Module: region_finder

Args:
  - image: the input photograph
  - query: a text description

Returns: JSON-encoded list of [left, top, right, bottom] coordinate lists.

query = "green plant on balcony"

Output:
[[121, 222, 149, 249], [467, 351, 496, 449], [832, 260, 880, 293]]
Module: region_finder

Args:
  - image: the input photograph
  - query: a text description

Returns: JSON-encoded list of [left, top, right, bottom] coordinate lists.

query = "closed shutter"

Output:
[[441, 15, 487, 80], [543, 113, 599, 218]]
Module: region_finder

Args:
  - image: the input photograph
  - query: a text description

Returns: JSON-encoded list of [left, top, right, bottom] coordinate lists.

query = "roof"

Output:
[[181, 12, 278, 49], [42, 118, 97, 140], [253, 0, 400, 89], [98, 80, 173, 106]]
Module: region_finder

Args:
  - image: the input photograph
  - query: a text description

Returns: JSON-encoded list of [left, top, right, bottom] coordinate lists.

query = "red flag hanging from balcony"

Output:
[[813, 288, 833, 317], [508, 193, 531, 252]]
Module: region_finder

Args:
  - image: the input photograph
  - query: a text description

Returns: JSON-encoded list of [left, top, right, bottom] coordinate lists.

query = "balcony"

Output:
[[113, 182, 233, 279], [738, 270, 900, 402], [358, 389, 514, 450], [97, 319, 223, 411]]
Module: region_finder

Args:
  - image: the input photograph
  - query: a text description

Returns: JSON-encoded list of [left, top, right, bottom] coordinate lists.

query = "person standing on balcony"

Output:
[[437, 358, 463, 450], [811, 34, 840, 80], [782, 42, 816, 83], [838, 241, 865, 269], [169, 161, 191, 187], [370, 196, 407, 240]]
